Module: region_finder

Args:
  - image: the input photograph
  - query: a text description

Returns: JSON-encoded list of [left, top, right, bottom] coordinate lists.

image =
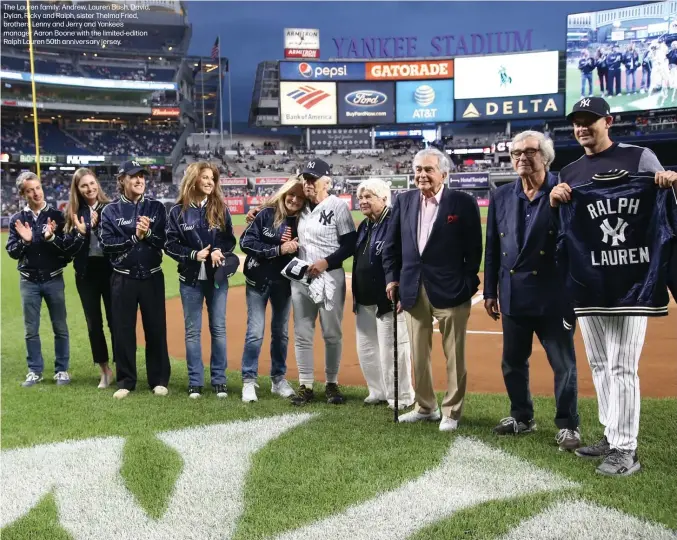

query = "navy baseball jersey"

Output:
[[557, 170, 677, 317]]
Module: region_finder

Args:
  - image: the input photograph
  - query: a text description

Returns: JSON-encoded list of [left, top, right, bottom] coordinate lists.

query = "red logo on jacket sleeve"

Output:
[[447, 214, 459, 224]]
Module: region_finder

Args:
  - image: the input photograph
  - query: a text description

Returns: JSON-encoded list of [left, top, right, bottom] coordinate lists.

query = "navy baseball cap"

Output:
[[567, 97, 611, 121], [300, 158, 331, 180], [117, 160, 148, 177], [214, 252, 240, 286]]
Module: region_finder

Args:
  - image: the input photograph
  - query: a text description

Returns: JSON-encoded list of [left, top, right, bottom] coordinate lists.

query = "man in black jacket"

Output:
[[6, 172, 71, 387], [99, 161, 170, 399]]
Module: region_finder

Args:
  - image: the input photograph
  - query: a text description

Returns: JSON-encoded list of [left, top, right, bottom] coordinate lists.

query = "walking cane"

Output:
[[392, 289, 399, 423]]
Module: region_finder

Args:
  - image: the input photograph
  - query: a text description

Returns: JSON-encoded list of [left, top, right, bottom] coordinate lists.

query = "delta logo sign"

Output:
[[280, 81, 338, 125], [455, 94, 564, 121]]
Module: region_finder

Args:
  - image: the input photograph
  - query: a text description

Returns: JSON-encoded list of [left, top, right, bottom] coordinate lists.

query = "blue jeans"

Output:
[[581, 72, 593, 96], [241, 283, 291, 383], [20, 274, 69, 374], [626, 69, 637, 93], [179, 280, 228, 387]]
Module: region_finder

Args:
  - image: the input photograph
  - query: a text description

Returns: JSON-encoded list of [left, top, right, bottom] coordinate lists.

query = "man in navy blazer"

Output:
[[382, 147, 482, 432], [484, 131, 580, 451]]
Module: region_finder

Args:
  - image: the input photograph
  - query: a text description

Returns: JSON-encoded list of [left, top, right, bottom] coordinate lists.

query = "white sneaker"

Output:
[[388, 400, 414, 411], [113, 389, 130, 400], [153, 386, 169, 396], [271, 379, 295, 398], [364, 393, 385, 405], [53, 371, 71, 386], [439, 416, 459, 432], [242, 382, 258, 402], [398, 408, 441, 423], [98, 368, 114, 389]]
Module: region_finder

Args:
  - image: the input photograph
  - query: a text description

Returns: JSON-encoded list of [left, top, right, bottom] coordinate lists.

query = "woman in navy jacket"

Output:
[[353, 178, 414, 410], [63, 168, 115, 389], [165, 162, 237, 399], [238, 177, 306, 403]]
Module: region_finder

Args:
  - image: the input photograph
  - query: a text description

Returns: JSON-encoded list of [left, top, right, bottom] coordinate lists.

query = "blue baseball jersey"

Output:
[[556, 170, 677, 317]]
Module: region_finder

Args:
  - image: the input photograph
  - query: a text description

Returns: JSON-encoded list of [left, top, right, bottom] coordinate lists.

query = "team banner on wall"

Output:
[[280, 81, 337, 125], [448, 172, 490, 188], [309, 128, 371, 149], [396, 79, 454, 123], [337, 81, 395, 125], [280, 61, 366, 81], [454, 51, 559, 99], [366, 60, 454, 80], [455, 94, 564, 121], [219, 177, 248, 185]]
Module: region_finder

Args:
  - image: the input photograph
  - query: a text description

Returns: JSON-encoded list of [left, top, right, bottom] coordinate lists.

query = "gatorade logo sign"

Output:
[[366, 60, 454, 80]]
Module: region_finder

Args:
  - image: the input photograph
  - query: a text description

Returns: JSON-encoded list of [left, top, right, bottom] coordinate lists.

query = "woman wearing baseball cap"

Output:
[[165, 162, 238, 399]]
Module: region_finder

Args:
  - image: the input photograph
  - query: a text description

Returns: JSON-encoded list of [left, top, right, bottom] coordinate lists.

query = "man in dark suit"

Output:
[[484, 131, 580, 451], [382, 147, 482, 432]]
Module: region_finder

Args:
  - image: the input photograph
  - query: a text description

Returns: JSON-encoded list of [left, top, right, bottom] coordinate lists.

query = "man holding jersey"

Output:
[[552, 96, 676, 476]]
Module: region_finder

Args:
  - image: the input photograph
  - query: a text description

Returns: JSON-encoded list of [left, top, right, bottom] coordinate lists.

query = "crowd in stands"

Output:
[[80, 65, 176, 82]]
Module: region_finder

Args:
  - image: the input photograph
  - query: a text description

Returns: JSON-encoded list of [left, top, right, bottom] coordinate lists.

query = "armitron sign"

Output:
[[366, 60, 454, 80], [284, 28, 320, 59]]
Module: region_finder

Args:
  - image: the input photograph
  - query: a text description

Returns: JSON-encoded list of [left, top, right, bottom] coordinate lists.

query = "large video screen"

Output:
[[396, 79, 454, 123], [279, 81, 337, 125], [454, 51, 559, 99], [337, 81, 395, 125], [566, 2, 677, 113]]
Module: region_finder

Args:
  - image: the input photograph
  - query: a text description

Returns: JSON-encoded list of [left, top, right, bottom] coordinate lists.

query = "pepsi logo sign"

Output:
[[344, 90, 388, 107], [298, 62, 313, 78]]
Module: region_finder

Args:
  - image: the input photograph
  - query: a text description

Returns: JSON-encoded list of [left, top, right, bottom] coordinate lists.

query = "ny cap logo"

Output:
[[132, 160, 140, 167], [306, 161, 315, 169], [600, 217, 628, 246], [579, 98, 591, 107]]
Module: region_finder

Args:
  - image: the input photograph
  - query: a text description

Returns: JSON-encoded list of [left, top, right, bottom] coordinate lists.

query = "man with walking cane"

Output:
[[382, 148, 483, 432]]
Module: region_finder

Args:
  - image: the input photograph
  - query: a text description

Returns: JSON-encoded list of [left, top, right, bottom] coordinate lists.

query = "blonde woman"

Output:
[[238, 178, 305, 402], [165, 162, 237, 399], [63, 168, 114, 388]]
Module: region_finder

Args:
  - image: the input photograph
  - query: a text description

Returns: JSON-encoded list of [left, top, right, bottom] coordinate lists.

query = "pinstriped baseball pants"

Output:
[[578, 316, 647, 452]]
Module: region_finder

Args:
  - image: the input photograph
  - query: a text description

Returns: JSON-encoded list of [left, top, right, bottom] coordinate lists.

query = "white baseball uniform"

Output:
[[292, 195, 355, 387]]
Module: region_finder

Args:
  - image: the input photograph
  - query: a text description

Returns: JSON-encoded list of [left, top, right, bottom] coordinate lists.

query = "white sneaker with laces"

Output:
[[53, 371, 71, 386], [398, 408, 441, 423], [242, 382, 259, 402], [363, 393, 385, 405], [113, 389, 130, 399], [22, 371, 43, 387], [153, 386, 169, 396], [439, 416, 459, 432], [271, 379, 295, 398]]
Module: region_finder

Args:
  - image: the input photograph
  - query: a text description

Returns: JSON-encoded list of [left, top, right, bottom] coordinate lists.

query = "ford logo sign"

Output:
[[344, 90, 388, 107]]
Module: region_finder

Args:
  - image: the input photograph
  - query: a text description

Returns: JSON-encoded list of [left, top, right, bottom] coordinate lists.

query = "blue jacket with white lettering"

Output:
[[556, 170, 677, 317], [165, 201, 236, 287], [60, 201, 113, 278], [98, 194, 167, 280], [239, 207, 298, 293], [5, 204, 71, 283]]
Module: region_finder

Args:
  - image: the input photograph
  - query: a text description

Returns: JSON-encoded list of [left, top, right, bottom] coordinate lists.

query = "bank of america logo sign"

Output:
[[286, 85, 331, 109]]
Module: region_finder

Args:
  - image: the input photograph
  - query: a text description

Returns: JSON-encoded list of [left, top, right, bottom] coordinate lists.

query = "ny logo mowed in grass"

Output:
[[2, 413, 674, 540]]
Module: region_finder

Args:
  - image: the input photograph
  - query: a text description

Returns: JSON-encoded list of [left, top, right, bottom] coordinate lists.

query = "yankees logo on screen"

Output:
[[319, 210, 334, 225], [587, 197, 649, 266]]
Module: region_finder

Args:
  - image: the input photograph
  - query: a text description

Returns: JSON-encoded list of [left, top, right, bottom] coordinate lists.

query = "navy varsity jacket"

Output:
[[5, 203, 71, 283], [556, 170, 677, 317], [352, 206, 393, 318], [61, 201, 113, 278], [165, 201, 237, 287], [98, 194, 167, 280], [239, 207, 297, 293]]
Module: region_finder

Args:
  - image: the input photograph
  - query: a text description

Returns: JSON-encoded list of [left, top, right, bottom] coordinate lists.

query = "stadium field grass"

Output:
[[1, 227, 676, 539]]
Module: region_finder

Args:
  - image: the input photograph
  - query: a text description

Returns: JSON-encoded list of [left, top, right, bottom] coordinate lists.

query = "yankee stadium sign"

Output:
[[332, 30, 533, 58]]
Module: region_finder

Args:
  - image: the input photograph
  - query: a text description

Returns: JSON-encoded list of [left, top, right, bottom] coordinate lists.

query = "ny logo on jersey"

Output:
[[375, 241, 384, 255], [319, 210, 334, 226], [600, 217, 628, 246], [579, 98, 591, 107]]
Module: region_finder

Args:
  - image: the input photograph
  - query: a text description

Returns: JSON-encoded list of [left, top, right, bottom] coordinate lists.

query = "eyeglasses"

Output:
[[510, 149, 540, 160]]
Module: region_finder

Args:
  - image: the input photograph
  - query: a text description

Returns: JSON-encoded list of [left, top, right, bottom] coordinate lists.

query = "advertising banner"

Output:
[[338, 194, 353, 208], [280, 81, 337, 126], [365, 60, 454, 80], [151, 107, 180, 117], [254, 177, 289, 185], [219, 176, 248, 186], [0, 70, 177, 91], [284, 28, 320, 59], [477, 198, 490, 207], [455, 94, 564, 121], [247, 195, 268, 206], [337, 81, 395, 125], [280, 61, 366, 81], [454, 51, 559, 99], [309, 128, 371, 149], [223, 196, 245, 215], [67, 155, 106, 165], [19, 154, 58, 164], [395, 79, 454, 123], [448, 172, 490, 189]]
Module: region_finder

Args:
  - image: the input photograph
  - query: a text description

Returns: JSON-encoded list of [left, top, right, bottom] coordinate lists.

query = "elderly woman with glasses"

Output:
[[353, 178, 414, 410]]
